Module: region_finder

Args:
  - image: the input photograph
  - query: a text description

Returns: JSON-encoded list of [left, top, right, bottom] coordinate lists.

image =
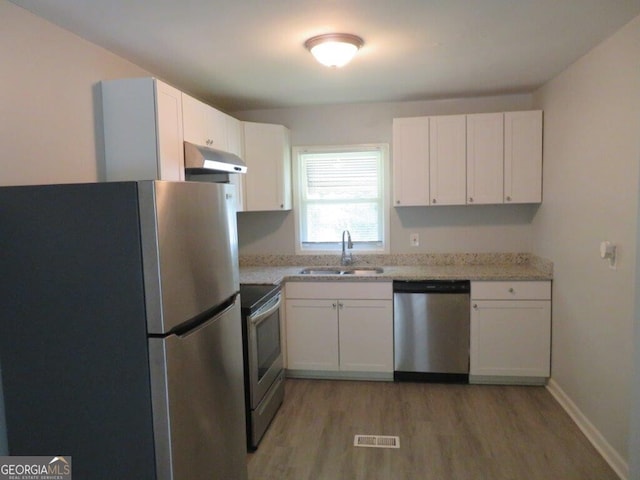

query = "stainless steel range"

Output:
[[240, 284, 285, 450]]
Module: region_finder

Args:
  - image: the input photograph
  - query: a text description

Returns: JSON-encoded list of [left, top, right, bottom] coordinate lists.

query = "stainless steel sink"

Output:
[[341, 267, 384, 275], [299, 267, 383, 275], [299, 267, 343, 275]]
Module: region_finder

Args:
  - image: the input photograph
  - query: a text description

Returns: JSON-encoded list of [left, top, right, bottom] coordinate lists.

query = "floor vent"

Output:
[[353, 435, 400, 449]]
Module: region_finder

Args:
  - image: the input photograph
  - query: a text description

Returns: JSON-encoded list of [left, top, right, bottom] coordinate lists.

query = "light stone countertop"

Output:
[[239, 253, 553, 285]]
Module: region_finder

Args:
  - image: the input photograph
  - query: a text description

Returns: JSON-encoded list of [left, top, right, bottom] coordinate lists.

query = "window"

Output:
[[293, 144, 389, 254]]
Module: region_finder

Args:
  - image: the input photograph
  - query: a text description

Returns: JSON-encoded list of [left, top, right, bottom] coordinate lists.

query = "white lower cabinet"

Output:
[[285, 282, 393, 379], [285, 299, 339, 371], [470, 281, 551, 384]]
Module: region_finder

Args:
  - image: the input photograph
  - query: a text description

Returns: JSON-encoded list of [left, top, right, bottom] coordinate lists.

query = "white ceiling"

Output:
[[10, 0, 640, 112]]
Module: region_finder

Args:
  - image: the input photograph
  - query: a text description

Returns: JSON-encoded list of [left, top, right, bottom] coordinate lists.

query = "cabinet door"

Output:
[[181, 93, 208, 146], [338, 300, 393, 372], [225, 114, 244, 158], [504, 110, 542, 203], [470, 300, 550, 378], [392, 117, 430, 206], [285, 299, 339, 371], [429, 115, 467, 205], [102, 77, 183, 181], [155, 81, 185, 181], [225, 115, 245, 212], [205, 107, 228, 152], [181, 93, 227, 151], [282, 129, 293, 210], [466, 113, 503, 204], [243, 122, 292, 211]]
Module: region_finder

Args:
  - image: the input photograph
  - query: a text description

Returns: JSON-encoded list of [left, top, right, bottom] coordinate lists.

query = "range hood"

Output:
[[184, 141, 247, 174]]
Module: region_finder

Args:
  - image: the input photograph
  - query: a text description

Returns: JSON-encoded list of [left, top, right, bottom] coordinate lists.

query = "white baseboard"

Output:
[[546, 378, 628, 480]]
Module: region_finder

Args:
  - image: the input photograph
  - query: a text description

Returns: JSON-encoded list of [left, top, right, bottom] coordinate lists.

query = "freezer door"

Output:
[[148, 299, 248, 480], [139, 181, 240, 334]]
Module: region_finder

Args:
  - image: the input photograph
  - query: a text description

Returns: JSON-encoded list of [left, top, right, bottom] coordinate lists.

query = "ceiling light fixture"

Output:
[[304, 33, 364, 68]]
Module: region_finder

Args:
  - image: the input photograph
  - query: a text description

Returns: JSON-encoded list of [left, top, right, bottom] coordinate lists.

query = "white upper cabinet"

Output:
[[182, 93, 246, 211], [504, 110, 543, 203], [466, 112, 504, 204], [242, 122, 292, 211], [102, 77, 184, 181], [392, 117, 430, 206], [225, 114, 244, 158], [225, 115, 245, 212], [181, 93, 227, 151], [429, 115, 467, 205], [393, 110, 543, 207]]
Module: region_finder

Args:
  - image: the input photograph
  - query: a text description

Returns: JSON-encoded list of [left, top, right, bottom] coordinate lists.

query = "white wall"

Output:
[[532, 15, 640, 476], [234, 94, 537, 255], [0, 0, 150, 186], [631, 180, 640, 479]]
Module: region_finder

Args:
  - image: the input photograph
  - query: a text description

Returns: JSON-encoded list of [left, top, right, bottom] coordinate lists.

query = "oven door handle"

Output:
[[249, 293, 282, 326]]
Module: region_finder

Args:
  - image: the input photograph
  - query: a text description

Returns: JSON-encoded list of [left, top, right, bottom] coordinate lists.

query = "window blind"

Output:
[[299, 149, 384, 245]]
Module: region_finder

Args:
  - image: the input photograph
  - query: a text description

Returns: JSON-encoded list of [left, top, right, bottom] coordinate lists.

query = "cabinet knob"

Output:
[[432, 199, 437, 204], [332, 303, 337, 309], [338, 302, 343, 309], [469, 197, 473, 203], [508, 288, 514, 293], [280, 204, 284, 209], [396, 200, 400, 204], [506, 196, 512, 202], [473, 304, 478, 309]]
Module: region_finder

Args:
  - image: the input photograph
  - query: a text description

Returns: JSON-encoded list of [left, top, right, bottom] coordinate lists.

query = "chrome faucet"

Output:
[[341, 230, 353, 266]]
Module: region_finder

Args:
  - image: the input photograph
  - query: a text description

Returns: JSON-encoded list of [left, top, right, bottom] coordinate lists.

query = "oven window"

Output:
[[256, 309, 281, 381]]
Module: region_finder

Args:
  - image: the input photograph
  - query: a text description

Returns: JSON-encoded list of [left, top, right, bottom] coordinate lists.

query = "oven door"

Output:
[[248, 292, 283, 409]]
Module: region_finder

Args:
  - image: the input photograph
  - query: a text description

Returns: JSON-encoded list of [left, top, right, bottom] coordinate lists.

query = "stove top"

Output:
[[239, 283, 281, 315]]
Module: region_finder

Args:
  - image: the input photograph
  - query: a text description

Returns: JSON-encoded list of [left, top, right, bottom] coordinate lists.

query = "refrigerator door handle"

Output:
[[176, 294, 239, 338]]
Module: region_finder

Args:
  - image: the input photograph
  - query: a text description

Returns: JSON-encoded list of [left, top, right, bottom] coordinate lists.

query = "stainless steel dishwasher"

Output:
[[393, 280, 470, 383]]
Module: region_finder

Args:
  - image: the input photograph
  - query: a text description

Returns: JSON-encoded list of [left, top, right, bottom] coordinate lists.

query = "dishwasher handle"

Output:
[[392, 280, 470, 294]]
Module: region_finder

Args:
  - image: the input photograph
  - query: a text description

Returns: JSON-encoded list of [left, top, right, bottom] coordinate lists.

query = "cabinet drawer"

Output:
[[285, 281, 392, 300], [471, 281, 550, 300]]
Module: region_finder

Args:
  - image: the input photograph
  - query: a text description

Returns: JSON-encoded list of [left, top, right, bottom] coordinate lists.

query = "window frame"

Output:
[[292, 144, 390, 255]]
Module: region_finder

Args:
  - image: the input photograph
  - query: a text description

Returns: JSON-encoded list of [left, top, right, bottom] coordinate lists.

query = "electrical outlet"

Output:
[[410, 233, 419, 247]]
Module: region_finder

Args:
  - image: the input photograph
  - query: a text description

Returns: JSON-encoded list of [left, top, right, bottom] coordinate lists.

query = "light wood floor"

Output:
[[247, 379, 619, 480]]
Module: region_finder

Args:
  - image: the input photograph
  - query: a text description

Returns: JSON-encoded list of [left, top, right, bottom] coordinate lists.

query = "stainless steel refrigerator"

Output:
[[0, 180, 248, 480]]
